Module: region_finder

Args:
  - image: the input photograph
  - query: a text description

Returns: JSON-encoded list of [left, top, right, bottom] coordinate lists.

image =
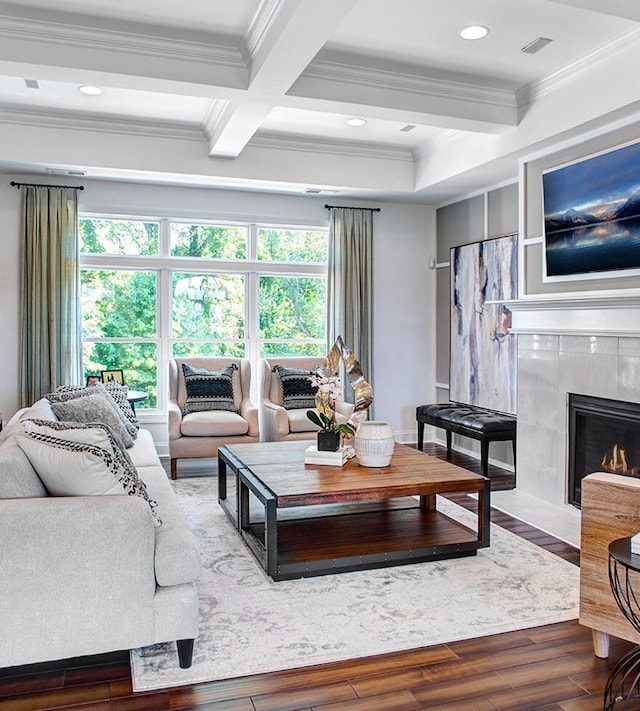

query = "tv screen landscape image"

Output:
[[543, 140, 640, 281]]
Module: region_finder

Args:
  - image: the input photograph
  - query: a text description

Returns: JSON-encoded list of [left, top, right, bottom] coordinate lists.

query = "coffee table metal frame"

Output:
[[604, 537, 640, 709], [218, 442, 490, 581]]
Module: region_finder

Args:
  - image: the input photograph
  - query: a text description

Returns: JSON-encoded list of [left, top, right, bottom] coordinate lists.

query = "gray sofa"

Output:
[[0, 396, 201, 669]]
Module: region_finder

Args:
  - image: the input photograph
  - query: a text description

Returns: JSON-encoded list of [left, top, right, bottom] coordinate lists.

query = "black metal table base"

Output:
[[604, 645, 640, 710], [606, 540, 640, 710]]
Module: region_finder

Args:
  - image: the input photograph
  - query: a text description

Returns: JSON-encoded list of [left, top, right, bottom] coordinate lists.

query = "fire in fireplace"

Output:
[[568, 393, 640, 507]]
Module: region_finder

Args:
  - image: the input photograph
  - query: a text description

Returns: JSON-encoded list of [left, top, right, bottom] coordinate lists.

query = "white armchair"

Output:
[[258, 357, 353, 442], [168, 357, 259, 479]]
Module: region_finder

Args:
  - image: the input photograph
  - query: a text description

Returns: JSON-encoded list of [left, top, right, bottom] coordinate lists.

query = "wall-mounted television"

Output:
[[543, 139, 640, 282]]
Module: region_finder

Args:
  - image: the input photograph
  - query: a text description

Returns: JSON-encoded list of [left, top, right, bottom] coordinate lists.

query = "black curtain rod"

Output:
[[10, 181, 84, 191], [324, 203, 380, 212]]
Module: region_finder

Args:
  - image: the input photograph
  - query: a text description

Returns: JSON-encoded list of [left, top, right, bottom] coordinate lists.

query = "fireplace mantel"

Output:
[[497, 290, 640, 336]]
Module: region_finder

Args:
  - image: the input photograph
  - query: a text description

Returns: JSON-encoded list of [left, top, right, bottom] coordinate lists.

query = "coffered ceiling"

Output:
[[1, 0, 639, 203]]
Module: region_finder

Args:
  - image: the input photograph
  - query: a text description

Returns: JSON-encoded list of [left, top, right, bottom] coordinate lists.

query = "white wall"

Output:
[[0, 175, 436, 449]]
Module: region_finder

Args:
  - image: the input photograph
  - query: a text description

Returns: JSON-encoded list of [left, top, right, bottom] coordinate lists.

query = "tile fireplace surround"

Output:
[[508, 292, 640, 510]]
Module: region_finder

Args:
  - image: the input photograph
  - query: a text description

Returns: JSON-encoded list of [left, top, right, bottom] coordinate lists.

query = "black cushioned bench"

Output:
[[416, 403, 516, 479]]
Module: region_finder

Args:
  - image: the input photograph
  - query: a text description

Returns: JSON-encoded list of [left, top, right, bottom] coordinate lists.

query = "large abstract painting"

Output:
[[543, 140, 640, 281], [450, 234, 517, 415]]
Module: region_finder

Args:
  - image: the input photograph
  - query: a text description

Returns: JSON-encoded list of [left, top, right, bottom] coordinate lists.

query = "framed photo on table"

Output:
[[101, 369, 125, 385], [85, 375, 101, 387]]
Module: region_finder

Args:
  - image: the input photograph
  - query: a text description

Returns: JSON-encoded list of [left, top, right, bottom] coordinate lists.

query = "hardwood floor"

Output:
[[0, 444, 631, 710]]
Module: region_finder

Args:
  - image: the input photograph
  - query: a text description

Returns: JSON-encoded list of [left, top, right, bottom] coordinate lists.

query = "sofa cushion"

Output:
[[273, 364, 318, 411], [181, 362, 239, 415], [48, 389, 135, 449], [128, 427, 162, 468], [16, 424, 161, 525], [180, 410, 249, 437], [288, 408, 319, 433], [0, 437, 48, 498], [138, 465, 201, 587]]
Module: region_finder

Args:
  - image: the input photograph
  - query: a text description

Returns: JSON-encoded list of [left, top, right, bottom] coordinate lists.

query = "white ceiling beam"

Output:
[[205, 0, 359, 157], [286, 59, 519, 133], [246, 0, 358, 93]]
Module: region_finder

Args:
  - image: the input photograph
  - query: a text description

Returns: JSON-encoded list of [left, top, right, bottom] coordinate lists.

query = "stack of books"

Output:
[[304, 445, 348, 466]]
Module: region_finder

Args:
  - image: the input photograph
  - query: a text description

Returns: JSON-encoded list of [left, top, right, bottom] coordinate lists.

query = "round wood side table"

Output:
[[605, 537, 640, 709]]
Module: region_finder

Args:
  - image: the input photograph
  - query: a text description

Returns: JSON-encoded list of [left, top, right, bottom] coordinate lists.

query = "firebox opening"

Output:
[[568, 393, 640, 508]]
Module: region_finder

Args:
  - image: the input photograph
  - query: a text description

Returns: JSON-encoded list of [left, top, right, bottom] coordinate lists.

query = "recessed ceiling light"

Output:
[[346, 117, 367, 127], [459, 25, 490, 40], [78, 85, 104, 96]]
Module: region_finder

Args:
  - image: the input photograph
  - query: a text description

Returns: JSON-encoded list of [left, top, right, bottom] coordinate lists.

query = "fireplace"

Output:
[[568, 393, 640, 507]]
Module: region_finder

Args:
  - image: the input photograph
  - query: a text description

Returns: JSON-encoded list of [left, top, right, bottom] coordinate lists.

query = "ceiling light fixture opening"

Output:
[[346, 117, 367, 127], [24, 79, 39, 89], [78, 85, 104, 96], [459, 25, 489, 40]]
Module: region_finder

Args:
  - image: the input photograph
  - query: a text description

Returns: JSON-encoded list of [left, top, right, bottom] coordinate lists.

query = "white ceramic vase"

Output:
[[354, 421, 395, 467]]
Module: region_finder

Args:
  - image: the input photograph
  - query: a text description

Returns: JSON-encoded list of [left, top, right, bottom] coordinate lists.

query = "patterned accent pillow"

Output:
[[46, 388, 135, 449], [53, 384, 139, 438], [273, 365, 318, 410], [103, 381, 140, 434], [17, 420, 161, 525], [181, 363, 239, 415]]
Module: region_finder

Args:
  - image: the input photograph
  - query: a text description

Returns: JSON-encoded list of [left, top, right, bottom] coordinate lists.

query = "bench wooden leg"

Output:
[[417, 421, 425, 451], [445, 430, 452, 456], [171, 458, 178, 480]]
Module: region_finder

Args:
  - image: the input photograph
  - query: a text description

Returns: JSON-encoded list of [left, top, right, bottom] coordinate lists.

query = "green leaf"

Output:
[[306, 410, 323, 428]]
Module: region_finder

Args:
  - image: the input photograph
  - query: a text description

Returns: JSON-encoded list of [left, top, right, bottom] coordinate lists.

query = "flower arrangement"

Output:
[[306, 374, 355, 438]]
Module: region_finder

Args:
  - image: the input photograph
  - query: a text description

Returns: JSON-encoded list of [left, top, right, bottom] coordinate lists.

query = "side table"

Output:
[[605, 537, 640, 708], [126, 390, 148, 413]]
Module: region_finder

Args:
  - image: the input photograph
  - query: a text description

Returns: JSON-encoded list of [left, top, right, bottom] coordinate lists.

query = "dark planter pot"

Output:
[[317, 430, 340, 452]]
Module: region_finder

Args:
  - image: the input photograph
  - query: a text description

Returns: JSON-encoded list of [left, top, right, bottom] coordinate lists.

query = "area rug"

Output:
[[130, 478, 579, 691]]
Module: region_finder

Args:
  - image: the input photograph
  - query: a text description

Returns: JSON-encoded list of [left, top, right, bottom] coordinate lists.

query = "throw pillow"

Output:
[[103, 381, 140, 434], [52, 384, 139, 438], [181, 362, 239, 415], [47, 388, 134, 449], [273, 365, 318, 410], [17, 420, 161, 525]]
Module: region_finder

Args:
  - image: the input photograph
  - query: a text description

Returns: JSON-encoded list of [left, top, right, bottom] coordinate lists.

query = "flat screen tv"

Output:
[[543, 139, 640, 282]]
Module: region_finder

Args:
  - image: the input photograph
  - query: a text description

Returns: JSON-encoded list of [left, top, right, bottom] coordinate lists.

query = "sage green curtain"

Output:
[[326, 207, 373, 403], [19, 186, 83, 407]]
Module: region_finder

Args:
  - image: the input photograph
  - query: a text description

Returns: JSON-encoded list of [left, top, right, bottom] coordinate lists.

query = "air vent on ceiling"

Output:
[[46, 168, 87, 176], [24, 79, 39, 89], [303, 187, 339, 194], [521, 37, 553, 54], [400, 124, 416, 133]]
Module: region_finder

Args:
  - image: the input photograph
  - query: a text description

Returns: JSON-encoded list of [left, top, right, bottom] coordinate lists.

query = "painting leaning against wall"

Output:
[[450, 234, 518, 415]]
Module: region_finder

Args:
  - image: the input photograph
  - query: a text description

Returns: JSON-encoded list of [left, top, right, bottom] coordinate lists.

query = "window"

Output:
[[79, 217, 327, 410]]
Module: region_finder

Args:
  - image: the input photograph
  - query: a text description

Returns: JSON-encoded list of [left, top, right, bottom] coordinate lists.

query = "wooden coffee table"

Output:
[[218, 441, 490, 581]]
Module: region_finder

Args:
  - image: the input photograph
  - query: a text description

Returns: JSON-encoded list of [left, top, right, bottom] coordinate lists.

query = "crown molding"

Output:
[[0, 106, 205, 141], [244, 0, 287, 62], [412, 129, 461, 162], [303, 57, 518, 111], [250, 132, 413, 162], [0, 10, 246, 70], [517, 25, 640, 107], [201, 99, 233, 140]]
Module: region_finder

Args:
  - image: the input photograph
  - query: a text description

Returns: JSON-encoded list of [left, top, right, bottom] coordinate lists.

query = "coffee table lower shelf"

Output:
[[241, 506, 481, 581]]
